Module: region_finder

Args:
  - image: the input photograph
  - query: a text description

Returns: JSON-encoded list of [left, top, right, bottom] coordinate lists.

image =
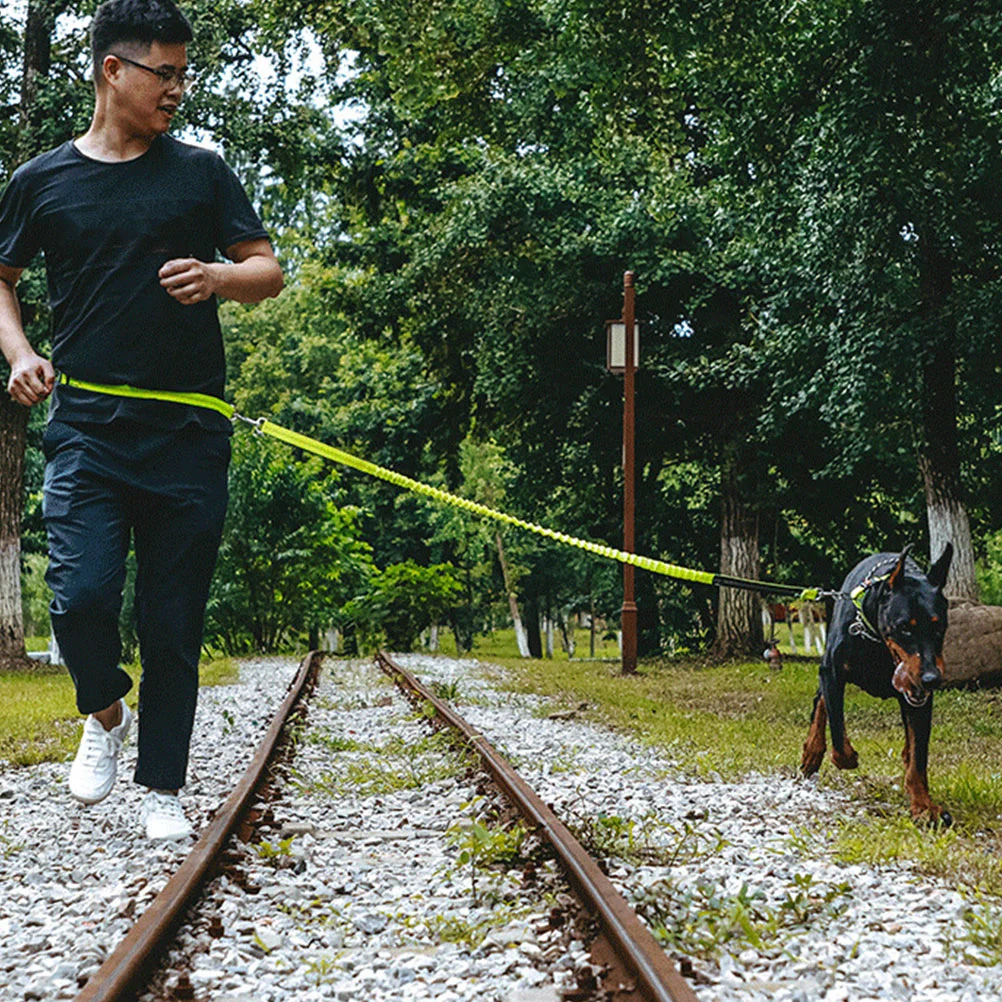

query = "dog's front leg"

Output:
[[900, 697, 951, 826]]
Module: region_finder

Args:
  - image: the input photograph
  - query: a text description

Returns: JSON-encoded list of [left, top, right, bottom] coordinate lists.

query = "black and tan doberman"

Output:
[[801, 544, 953, 825]]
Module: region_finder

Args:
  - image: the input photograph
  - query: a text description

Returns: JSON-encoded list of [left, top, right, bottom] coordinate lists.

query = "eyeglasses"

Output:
[[111, 53, 195, 92]]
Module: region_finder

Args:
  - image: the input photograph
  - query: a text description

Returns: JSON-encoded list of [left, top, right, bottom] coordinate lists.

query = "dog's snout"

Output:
[[921, 669, 942, 690]]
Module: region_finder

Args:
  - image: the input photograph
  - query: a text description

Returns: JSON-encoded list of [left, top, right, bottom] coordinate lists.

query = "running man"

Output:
[[0, 0, 283, 839]]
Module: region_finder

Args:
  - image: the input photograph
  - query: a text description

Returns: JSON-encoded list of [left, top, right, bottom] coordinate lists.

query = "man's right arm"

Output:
[[0, 262, 54, 406]]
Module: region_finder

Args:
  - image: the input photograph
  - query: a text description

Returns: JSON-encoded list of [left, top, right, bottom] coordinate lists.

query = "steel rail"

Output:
[[375, 651, 700, 1002], [75, 650, 323, 1002]]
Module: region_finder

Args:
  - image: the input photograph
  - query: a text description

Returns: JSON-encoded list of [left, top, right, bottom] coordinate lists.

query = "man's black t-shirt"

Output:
[[0, 135, 269, 429]]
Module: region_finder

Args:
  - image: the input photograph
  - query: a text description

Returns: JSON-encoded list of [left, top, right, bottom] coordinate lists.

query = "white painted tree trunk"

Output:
[[926, 493, 977, 601], [496, 531, 530, 657], [0, 538, 24, 661], [429, 624, 439, 652], [558, 612, 575, 657]]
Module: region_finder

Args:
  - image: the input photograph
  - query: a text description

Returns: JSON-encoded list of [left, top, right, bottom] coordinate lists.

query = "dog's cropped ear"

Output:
[[927, 542, 954, 591], [887, 544, 914, 591]]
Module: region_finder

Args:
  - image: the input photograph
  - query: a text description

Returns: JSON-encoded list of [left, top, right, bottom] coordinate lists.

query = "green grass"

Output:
[[0, 656, 238, 767], [301, 730, 473, 797], [481, 653, 1002, 895]]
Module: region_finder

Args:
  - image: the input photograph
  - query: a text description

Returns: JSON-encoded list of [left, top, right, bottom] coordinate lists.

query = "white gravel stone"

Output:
[[391, 653, 1002, 1002], [0, 657, 299, 1000], [7, 651, 1002, 1002]]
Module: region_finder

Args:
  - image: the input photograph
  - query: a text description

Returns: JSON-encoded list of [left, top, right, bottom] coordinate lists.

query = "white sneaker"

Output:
[[140, 790, 193, 841], [68, 700, 132, 805]]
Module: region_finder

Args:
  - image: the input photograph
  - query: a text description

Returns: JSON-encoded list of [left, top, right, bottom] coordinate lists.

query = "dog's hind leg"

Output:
[[800, 689, 827, 776], [823, 671, 859, 770], [900, 698, 951, 826]]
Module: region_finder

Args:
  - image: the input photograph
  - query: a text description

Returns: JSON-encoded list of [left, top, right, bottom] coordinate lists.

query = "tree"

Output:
[[1, 0, 81, 670], [346, 559, 461, 652], [205, 434, 372, 653], [759, 0, 1002, 600]]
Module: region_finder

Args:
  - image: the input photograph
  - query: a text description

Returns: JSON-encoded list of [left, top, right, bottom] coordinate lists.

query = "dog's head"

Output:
[[877, 543, 952, 707]]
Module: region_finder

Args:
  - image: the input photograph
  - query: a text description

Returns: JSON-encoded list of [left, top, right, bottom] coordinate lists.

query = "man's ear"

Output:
[[928, 542, 953, 591], [887, 544, 914, 591]]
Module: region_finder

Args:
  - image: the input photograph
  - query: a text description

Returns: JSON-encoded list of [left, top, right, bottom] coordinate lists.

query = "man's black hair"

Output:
[[91, 0, 193, 81]]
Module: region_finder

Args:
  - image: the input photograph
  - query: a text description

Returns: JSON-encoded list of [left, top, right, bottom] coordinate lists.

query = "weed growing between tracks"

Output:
[[297, 730, 474, 796], [568, 809, 729, 868], [482, 654, 1002, 896], [445, 795, 528, 903], [286, 662, 573, 990]]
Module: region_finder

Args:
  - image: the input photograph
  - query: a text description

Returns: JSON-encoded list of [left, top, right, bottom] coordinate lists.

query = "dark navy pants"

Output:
[[43, 420, 230, 790]]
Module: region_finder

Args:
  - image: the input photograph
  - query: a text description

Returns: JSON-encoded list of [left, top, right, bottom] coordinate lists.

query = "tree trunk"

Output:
[[710, 463, 763, 659], [19, 0, 54, 160], [1, 0, 63, 670], [917, 241, 977, 600], [524, 593, 542, 659], [557, 608, 575, 657], [495, 531, 530, 657], [0, 401, 30, 669]]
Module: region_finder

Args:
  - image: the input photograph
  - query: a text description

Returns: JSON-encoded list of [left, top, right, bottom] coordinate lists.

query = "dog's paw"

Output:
[[830, 747, 859, 770], [911, 805, 953, 828]]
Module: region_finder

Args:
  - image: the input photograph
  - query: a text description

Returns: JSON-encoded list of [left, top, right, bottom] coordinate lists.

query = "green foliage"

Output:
[[570, 811, 730, 869], [206, 434, 373, 653], [19, 554, 50, 639], [255, 836, 297, 865], [10, 0, 1002, 660], [956, 895, 1002, 966], [429, 679, 461, 701], [633, 873, 852, 961], [446, 796, 528, 902], [977, 530, 1002, 605], [346, 559, 461, 652], [303, 730, 469, 797]]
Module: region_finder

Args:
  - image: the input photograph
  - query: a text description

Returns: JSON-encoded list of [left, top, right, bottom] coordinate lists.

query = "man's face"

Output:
[[106, 41, 188, 137]]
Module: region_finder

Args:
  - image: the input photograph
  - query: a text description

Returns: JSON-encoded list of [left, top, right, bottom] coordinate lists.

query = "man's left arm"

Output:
[[159, 238, 284, 305]]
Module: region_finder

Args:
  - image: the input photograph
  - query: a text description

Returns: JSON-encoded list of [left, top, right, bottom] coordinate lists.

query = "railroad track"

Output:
[[75, 651, 323, 1002], [375, 650, 698, 1002], [52, 651, 698, 1002]]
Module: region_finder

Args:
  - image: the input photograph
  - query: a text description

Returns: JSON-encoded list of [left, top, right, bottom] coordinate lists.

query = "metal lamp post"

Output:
[[605, 271, 639, 674]]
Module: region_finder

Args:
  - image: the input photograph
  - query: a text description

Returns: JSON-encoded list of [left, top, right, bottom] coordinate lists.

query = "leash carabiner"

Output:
[[232, 412, 267, 436]]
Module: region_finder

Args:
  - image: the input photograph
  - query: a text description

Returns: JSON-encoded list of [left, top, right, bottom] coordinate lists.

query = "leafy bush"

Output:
[[205, 435, 373, 653], [20, 553, 50, 638], [978, 530, 1002, 605], [346, 559, 461, 651]]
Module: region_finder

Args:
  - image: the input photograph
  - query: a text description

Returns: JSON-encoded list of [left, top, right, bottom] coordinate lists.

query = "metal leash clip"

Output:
[[849, 616, 881, 644], [232, 412, 267, 436]]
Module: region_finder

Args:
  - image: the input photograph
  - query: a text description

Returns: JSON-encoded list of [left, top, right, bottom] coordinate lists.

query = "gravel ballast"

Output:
[[0, 657, 299, 1001], [396, 654, 1002, 1002], [2, 652, 1001, 1002]]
